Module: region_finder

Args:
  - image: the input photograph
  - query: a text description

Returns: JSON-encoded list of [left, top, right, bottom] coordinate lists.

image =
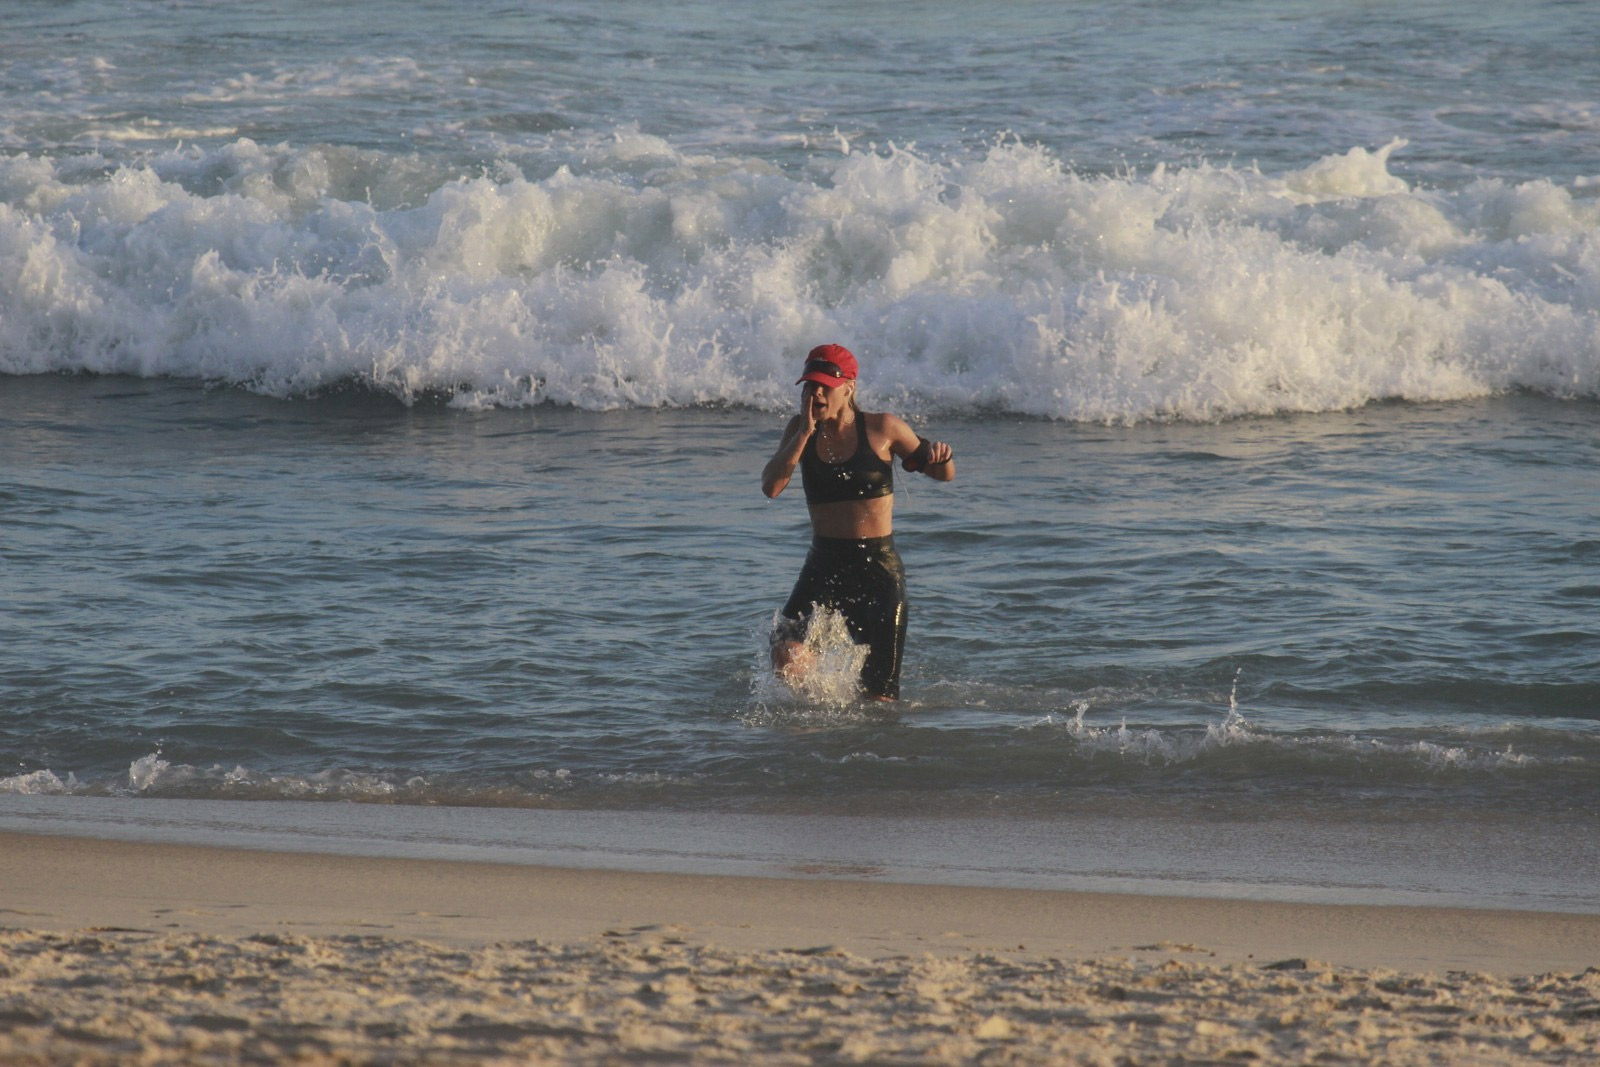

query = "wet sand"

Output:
[[2, 831, 1598, 1063]]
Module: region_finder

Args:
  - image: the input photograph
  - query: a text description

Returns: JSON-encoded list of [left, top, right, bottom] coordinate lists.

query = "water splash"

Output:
[[127, 752, 171, 792], [742, 606, 875, 725]]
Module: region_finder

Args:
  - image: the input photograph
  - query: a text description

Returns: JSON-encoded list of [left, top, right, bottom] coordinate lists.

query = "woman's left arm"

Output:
[[882, 414, 955, 482]]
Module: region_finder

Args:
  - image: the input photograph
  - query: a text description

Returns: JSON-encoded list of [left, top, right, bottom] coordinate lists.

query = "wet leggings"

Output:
[[777, 535, 907, 699]]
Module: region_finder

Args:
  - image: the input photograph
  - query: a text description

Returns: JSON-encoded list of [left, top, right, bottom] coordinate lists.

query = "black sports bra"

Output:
[[801, 420, 894, 505]]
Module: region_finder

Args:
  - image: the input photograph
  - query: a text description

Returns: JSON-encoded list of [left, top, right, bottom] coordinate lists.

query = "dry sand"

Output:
[[2, 830, 1598, 1064]]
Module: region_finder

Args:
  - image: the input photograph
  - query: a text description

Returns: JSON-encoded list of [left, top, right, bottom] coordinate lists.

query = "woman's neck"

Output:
[[819, 408, 855, 433]]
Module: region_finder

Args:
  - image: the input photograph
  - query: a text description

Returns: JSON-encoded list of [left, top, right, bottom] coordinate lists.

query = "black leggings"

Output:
[[777, 535, 907, 699]]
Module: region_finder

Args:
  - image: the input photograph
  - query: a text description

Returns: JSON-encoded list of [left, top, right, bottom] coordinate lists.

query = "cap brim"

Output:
[[797, 371, 850, 388]]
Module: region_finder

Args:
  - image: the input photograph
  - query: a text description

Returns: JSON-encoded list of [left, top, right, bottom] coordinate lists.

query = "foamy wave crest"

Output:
[[0, 769, 80, 795], [2, 753, 721, 807], [2, 752, 571, 806], [1038, 704, 1584, 778], [1048, 703, 1265, 765], [128, 752, 409, 799], [3, 134, 1598, 419]]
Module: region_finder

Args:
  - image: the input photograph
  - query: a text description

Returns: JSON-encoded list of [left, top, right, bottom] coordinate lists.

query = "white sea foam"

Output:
[[2, 135, 1598, 420], [0, 769, 77, 795], [1050, 703, 1263, 765], [118, 754, 411, 800], [1042, 704, 1575, 775]]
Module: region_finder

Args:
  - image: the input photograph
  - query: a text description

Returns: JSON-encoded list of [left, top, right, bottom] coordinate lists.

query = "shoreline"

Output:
[[5, 793, 1596, 917], [4, 831, 1599, 1063], [6, 830, 1600, 972]]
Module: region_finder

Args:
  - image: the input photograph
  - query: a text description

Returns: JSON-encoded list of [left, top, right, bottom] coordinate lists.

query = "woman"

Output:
[[761, 343, 955, 700]]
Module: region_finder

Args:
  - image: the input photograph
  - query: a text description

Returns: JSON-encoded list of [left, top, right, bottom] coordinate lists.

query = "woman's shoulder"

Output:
[[861, 410, 910, 432], [864, 410, 918, 433], [861, 410, 917, 454]]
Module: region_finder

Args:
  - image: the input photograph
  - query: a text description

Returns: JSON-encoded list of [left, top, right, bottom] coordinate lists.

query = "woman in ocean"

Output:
[[761, 344, 956, 700]]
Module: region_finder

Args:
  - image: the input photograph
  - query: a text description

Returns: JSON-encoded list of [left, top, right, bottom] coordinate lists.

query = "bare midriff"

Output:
[[807, 495, 894, 540]]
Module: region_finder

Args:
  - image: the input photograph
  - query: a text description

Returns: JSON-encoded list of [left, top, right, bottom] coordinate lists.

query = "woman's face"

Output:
[[802, 380, 852, 422]]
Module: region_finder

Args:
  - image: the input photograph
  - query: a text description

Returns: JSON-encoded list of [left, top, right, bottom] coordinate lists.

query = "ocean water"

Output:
[[2, 0, 1598, 910]]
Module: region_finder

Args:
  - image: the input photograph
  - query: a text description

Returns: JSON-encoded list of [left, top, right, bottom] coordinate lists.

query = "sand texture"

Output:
[[2, 926, 1600, 1064], [3, 831, 1599, 1064]]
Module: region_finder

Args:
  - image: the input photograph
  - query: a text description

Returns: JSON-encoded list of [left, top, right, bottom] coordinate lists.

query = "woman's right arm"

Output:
[[762, 414, 812, 498]]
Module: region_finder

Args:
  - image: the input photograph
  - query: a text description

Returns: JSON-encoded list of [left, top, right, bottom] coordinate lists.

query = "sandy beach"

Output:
[[1, 831, 1597, 1064]]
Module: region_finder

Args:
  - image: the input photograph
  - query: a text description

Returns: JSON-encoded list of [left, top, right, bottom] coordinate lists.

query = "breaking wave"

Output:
[[3, 135, 1597, 421]]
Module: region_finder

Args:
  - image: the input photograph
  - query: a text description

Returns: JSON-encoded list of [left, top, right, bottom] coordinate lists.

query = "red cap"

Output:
[[796, 343, 858, 388]]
